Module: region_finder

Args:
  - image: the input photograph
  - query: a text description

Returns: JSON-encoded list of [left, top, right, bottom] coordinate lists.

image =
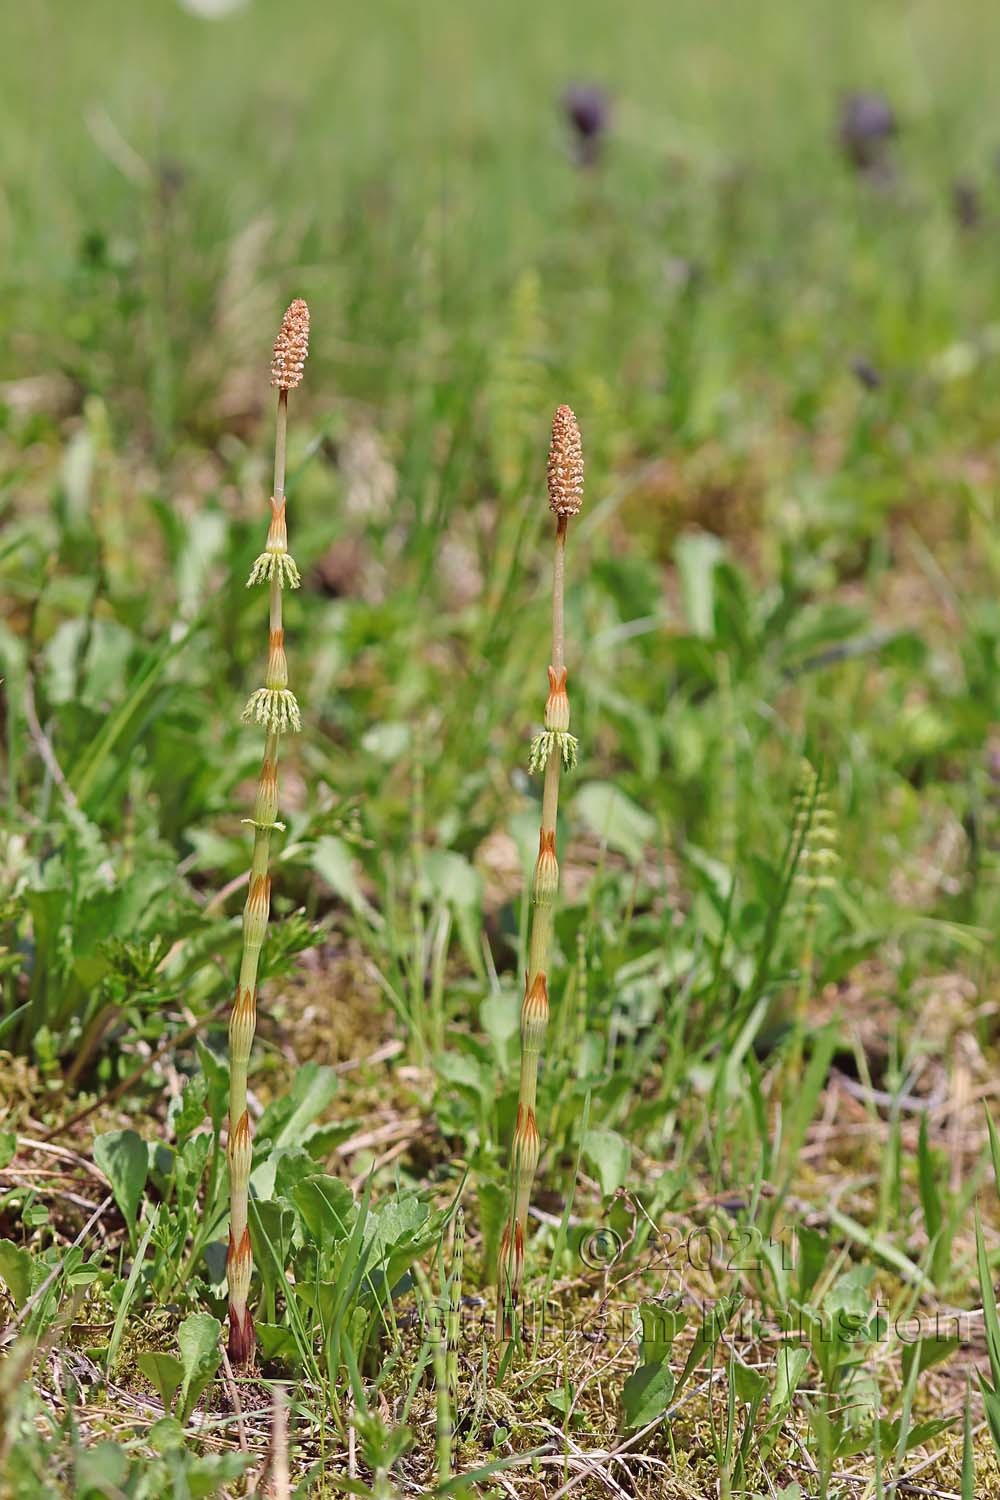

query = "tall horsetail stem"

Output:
[[496, 405, 583, 1345], [226, 298, 309, 1367]]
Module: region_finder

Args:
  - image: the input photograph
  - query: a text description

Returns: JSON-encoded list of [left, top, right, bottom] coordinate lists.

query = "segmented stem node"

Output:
[[242, 874, 272, 949], [228, 1109, 254, 1184], [497, 1220, 525, 1338], [529, 729, 578, 774], [227, 1225, 253, 1301], [544, 666, 570, 731], [794, 759, 839, 915], [248, 551, 301, 589], [247, 498, 301, 588], [533, 829, 559, 906], [512, 1103, 541, 1179], [227, 1298, 255, 1366], [521, 970, 550, 1045], [242, 687, 302, 734], [228, 986, 256, 1066]]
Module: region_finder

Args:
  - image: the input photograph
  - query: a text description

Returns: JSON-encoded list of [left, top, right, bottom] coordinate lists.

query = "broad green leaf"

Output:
[[837, 1417, 952, 1462], [185, 1452, 251, 1496], [544, 1387, 576, 1416], [422, 849, 482, 911], [434, 1050, 490, 1103], [261, 1062, 338, 1151], [74, 1440, 128, 1493], [177, 1312, 221, 1423], [273, 1147, 321, 1199], [796, 1225, 830, 1300], [148, 1416, 186, 1452], [478, 1181, 507, 1284], [675, 530, 723, 639], [0, 1240, 33, 1308], [621, 1361, 675, 1430], [901, 1335, 959, 1387], [575, 782, 656, 863], [255, 1322, 299, 1362], [360, 720, 411, 761], [365, 1196, 429, 1261], [178, 1312, 221, 1383], [93, 1130, 147, 1243], [773, 1344, 809, 1408], [637, 1298, 685, 1364], [70, 626, 193, 808], [312, 836, 379, 921], [249, 1197, 297, 1305], [293, 1175, 355, 1245], [480, 991, 520, 1065], [675, 1292, 742, 1394], [79, 619, 136, 711], [582, 1127, 630, 1197], [732, 1358, 768, 1405], [176, 510, 227, 622], [42, 618, 88, 705], [137, 1351, 184, 1412]]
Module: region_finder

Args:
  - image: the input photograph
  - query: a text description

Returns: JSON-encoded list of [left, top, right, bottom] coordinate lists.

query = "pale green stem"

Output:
[[498, 515, 571, 1345], [447, 1207, 465, 1394], [717, 651, 737, 874], [551, 516, 566, 671], [785, 906, 816, 1097], [414, 1264, 452, 1485], [273, 388, 288, 501]]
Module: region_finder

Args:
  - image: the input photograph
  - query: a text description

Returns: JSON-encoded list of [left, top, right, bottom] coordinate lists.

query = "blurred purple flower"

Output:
[[838, 92, 897, 174], [562, 84, 611, 167], [851, 356, 882, 391], [951, 178, 981, 230]]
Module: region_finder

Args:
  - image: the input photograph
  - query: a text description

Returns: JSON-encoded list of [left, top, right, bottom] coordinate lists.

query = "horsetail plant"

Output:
[[446, 1206, 465, 1396], [412, 1262, 453, 1487], [226, 298, 310, 1368], [496, 405, 584, 1347], [784, 759, 837, 1087]]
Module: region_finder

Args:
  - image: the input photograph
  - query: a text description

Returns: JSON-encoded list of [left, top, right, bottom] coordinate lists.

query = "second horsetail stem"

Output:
[[226, 298, 309, 1368], [497, 405, 584, 1347]]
